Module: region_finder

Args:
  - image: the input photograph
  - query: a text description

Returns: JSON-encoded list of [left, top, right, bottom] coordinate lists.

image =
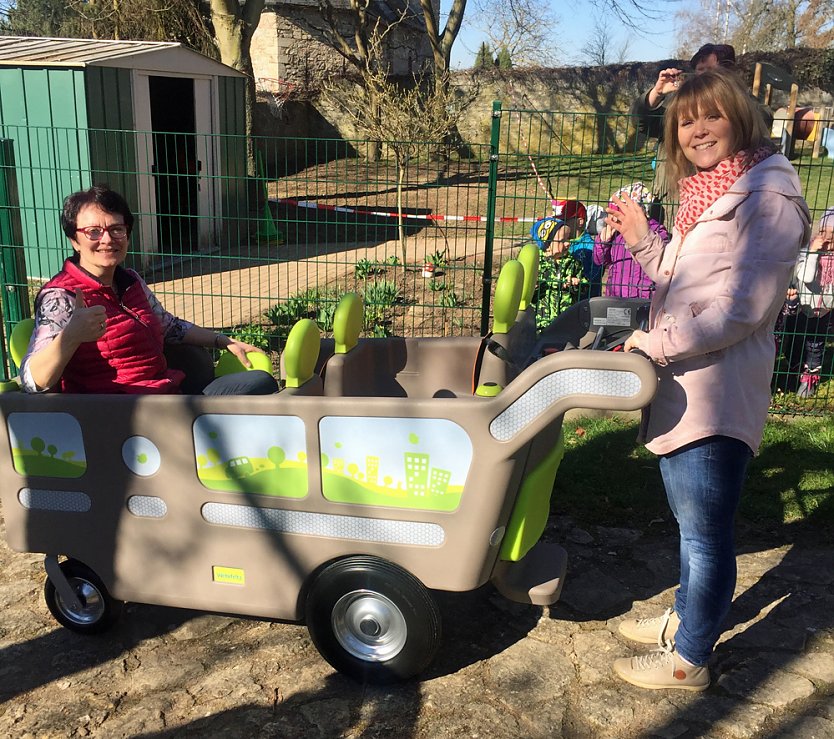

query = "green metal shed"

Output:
[[0, 36, 247, 279]]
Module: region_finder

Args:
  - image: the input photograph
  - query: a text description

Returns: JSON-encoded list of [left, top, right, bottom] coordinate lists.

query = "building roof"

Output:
[[0, 36, 243, 77]]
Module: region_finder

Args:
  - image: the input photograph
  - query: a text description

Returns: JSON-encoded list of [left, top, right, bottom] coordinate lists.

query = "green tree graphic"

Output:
[[267, 446, 286, 468], [30, 437, 45, 455], [61, 451, 76, 462], [47, 444, 57, 458], [207, 448, 221, 466]]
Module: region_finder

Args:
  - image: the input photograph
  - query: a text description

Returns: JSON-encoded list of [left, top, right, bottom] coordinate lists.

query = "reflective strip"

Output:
[[127, 495, 168, 518], [18, 488, 91, 512], [490, 369, 642, 441], [202, 502, 445, 546]]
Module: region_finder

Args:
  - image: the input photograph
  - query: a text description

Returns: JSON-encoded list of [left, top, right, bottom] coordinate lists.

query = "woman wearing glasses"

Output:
[[20, 185, 277, 395]]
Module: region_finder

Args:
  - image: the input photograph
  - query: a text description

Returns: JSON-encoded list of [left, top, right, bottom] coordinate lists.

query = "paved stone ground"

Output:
[[1, 510, 832, 739]]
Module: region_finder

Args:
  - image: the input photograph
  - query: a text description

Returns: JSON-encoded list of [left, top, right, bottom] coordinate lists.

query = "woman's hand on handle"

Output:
[[624, 329, 649, 356]]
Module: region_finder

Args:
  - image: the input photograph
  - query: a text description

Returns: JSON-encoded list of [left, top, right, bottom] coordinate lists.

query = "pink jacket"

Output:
[[630, 154, 811, 455]]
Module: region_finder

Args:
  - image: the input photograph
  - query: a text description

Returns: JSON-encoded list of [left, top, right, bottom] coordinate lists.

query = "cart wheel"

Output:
[[44, 559, 123, 634], [305, 556, 441, 683]]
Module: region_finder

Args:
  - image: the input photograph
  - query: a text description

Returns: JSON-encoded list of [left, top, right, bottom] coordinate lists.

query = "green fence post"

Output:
[[0, 139, 29, 379], [480, 100, 503, 337]]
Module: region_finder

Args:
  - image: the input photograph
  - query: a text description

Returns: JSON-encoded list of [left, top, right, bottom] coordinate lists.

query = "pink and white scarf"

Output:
[[675, 146, 775, 237]]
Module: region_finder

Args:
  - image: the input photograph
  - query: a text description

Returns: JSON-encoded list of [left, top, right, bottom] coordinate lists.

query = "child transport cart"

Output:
[[0, 246, 656, 682]]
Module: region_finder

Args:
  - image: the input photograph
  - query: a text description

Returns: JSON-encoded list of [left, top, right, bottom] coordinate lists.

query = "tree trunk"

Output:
[[209, 0, 265, 176]]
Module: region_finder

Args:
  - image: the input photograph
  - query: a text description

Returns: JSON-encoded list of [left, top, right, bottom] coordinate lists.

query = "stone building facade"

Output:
[[251, 0, 440, 93]]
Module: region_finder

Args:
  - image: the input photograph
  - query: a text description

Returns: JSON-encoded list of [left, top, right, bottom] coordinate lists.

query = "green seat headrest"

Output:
[[333, 293, 363, 354], [517, 243, 539, 311], [284, 319, 321, 388], [492, 260, 524, 335]]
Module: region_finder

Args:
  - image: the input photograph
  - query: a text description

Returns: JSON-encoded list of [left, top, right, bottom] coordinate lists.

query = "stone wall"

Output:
[[251, 0, 439, 91], [254, 48, 834, 167]]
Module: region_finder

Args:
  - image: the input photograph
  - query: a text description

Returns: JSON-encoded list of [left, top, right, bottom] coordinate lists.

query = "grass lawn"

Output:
[[554, 415, 834, 534]]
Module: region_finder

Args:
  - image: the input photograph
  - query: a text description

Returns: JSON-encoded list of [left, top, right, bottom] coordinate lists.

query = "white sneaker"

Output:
[[618, 607, 680, 648], [613, 645, 709, 691]]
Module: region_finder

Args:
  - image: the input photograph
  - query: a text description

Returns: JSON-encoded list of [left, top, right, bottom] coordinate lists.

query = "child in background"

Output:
[[781, 207, 834, 398], [593, 183, 670, 299], [530, 199, 597, 329], [559, 199, 603, 299]]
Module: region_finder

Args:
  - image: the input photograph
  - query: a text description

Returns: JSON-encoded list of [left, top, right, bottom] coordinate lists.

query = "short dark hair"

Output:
[[61, 185, 134, 239], [690, 43, 736, 69]]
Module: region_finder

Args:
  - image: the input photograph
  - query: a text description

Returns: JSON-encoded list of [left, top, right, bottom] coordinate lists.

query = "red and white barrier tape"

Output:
[[271, 197, 540, 224]]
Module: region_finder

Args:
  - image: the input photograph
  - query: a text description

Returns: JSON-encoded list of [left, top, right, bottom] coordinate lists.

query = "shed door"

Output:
[[133, 72, 217, 261]]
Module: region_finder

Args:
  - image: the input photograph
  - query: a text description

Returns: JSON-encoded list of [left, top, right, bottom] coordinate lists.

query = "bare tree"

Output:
[[470, 0, 560, 67], [322, 24, 469, 268], [2, 0, 215, 55], [675, 0, 834, 55], [579, 16, 632, 66], [590, 0, 678, 31], [316, 0, 415, 160], [419, 0, 467, 81]]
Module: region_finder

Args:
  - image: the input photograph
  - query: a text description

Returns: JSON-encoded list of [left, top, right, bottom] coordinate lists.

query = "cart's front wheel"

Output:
[[44, 559, 122, 634], [305, 556, 441, 683]]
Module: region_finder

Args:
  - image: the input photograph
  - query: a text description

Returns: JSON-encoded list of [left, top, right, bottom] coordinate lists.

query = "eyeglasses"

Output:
[[75, 225, 129, 240]]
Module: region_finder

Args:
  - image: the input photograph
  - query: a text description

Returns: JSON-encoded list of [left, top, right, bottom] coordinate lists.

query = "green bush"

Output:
[[229, 323, 272, 352]]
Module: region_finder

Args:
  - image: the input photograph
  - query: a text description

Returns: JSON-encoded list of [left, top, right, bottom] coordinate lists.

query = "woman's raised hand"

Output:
[[605, 193, 650, 248]]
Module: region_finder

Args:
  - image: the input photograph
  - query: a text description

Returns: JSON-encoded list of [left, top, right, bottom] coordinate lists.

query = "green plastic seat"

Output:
[[283, 319, 321, 388], [9, 317, 35, 369], [215, 349, 274, 377], [332, 293, 363, 354], [1, 318, 35, 392]]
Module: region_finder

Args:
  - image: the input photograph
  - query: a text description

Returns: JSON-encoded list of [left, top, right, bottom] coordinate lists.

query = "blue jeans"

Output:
[[203, 370, 278, 396], [659, 436, 752, 666]]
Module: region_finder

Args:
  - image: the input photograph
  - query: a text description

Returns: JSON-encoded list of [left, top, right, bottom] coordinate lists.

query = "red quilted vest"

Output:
[[41, 259, 184, 394]]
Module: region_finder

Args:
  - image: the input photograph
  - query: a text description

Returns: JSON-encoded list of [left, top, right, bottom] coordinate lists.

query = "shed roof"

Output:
[[0, 36, 243, 77]]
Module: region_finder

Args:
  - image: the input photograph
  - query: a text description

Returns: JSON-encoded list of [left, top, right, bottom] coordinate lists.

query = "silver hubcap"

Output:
[[57, 577, 105, 625], [331, 589, 406, 662]]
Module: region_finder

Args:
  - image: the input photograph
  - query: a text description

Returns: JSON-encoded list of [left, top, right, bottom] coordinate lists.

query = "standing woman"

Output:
[[607, 69, 810, 691]]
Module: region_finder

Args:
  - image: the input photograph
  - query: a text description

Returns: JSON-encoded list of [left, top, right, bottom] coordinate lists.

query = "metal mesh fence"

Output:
[[494, 105, 834, 416], [1, 105, 832, 413]]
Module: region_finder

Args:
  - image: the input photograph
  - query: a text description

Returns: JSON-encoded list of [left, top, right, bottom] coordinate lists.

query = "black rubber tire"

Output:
[[43, 559, 123, 635], [305, 556, 441, 683]]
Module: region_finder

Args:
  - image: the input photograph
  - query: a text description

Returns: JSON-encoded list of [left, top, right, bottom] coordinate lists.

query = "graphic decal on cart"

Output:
[[193, 414, 308, 496], [7, 412, 86, 478], [319, 417, 472, 511], [122, 436, 162, 477]]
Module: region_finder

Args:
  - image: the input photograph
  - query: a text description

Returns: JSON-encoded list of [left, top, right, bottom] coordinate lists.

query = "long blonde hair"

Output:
[[663, 68, 772, 194]]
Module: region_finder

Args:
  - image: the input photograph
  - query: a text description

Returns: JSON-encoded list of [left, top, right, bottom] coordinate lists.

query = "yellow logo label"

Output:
[[212, 566, 245, 586]]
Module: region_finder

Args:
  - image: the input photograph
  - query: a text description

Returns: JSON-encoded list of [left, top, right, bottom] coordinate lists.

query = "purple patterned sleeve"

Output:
[[19, 288, 75, 392], [138, 279, 194, 342]]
